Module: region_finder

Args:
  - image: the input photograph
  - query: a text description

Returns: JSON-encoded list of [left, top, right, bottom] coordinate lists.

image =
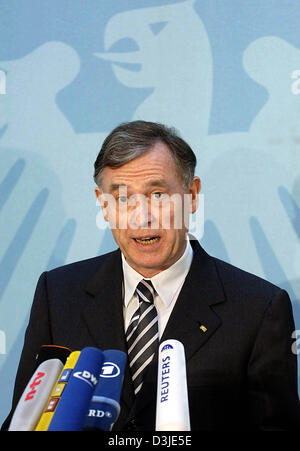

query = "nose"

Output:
[[128, 195, 154, 229]]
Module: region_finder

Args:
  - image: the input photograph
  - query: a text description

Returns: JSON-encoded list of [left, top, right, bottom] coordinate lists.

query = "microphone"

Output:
[[83, 349, 127, 431], [35, 345, 72, 367], [35, 350, 80, 431], [47, 347, 104, 431], [155, 339, 190, 431], [8, 344, 70, 431]]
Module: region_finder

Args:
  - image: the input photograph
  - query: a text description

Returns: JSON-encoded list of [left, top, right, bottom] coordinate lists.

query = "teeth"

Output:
[[135, 237, 160, 245]]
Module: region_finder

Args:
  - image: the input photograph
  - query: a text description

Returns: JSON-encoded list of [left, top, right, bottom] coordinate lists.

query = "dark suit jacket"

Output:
[[2, 239, 300, 430]]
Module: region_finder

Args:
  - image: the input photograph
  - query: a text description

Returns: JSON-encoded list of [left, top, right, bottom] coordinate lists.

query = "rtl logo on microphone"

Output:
[[24, 372, 45, 401]]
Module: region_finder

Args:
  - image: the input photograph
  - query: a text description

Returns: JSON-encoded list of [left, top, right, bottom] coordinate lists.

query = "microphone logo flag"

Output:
[[24, 372, 45, 401], [44, 397, 59, 413], [100, 362, 120, 378], [73, 370, 98, 388], [59, 368, 73, 382], [161, 344, 174, 352]]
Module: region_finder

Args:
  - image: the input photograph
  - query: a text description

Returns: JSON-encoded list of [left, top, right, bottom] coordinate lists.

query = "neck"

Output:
[[124, 241, 188, 279]]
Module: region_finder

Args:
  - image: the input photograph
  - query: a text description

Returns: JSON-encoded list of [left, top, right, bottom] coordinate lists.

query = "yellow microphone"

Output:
[[35, 350, 80, 431]]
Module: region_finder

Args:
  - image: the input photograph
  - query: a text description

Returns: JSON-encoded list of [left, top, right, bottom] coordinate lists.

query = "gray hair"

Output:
[[93, 120, 197, 188]]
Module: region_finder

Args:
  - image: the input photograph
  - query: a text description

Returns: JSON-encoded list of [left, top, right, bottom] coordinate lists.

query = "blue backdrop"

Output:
[[1, 0, 300, 424]]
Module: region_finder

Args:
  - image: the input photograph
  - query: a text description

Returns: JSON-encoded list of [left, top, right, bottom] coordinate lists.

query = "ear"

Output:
[[95, 186, 109, 222], [188, 176, 201, 214]]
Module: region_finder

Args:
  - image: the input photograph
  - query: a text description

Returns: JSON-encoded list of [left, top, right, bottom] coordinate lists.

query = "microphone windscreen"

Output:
[[48, 347, 104, 431], [84, 349, 127, 431], [155, 339, 190, 431], [35, 350, 80, 431], [8, 359, 63, 431], [35, 345, 72, 367]]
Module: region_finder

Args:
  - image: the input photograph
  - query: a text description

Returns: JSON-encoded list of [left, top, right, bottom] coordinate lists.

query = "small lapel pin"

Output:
[[200, 325, 207, 333]]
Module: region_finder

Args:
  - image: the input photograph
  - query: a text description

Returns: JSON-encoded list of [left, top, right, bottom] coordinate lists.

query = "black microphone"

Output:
[[35, 344, 71, 367]]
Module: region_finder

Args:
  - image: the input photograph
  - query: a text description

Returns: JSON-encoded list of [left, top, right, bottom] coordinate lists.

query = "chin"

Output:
[[128, 253, 167, 273]]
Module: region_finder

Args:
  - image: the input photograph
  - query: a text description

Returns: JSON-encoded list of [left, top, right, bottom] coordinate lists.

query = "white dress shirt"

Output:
[[121, 239, 193, 338]]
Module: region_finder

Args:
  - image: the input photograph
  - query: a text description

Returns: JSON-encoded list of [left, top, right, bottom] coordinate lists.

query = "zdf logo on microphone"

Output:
[[100, 362, 120, 378]]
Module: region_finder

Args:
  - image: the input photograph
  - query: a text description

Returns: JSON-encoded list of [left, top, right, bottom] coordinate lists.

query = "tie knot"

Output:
[[136, 279, 155, 304]]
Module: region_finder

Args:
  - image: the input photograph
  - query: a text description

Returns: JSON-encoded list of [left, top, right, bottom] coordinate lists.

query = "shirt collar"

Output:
[[121, 239, 193, 308]]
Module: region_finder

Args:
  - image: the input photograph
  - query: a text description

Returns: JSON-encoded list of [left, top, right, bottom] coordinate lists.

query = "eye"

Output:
[[152, 192, 164, 200], [117, 196, 127, 203]]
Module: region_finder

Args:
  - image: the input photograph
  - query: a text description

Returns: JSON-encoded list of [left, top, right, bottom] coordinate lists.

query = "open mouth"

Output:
[[133, 236, 160, 245]]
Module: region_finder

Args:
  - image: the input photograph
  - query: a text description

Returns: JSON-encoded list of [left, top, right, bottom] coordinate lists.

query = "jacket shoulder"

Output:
[[212, 255, 283, 302], [46, 248, 119, 285]]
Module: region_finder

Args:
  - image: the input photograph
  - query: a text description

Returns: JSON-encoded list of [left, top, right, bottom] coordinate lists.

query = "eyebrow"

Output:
[[109, 183, 126, 193], [108, 179, 169, 193], [145, 179, 169, 189]]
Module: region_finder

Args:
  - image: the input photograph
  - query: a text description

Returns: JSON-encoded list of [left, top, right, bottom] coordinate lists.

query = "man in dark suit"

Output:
[[3, 121, 300, 430]]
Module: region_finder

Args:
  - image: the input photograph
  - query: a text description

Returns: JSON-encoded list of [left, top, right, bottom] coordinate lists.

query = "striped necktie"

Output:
[[126, 279, 159, 395]]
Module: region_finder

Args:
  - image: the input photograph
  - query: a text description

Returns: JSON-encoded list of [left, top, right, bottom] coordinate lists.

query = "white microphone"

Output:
[[8, 358, 63, 431], [155, 339, 190, 431]]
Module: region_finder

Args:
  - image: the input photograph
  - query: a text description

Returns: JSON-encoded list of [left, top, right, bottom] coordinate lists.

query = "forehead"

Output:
[[101, 142, 181, 191]]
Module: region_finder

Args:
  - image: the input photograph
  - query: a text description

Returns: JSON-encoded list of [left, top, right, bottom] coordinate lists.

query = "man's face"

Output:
[[95, 141, 200, 277]]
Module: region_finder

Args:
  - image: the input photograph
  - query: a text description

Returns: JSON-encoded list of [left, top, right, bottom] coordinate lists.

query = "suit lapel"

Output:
[[83, 249, 125, 351], [82, 249, 135, 412], [161, 239, 225, 357], [131, 239, 226, 418]]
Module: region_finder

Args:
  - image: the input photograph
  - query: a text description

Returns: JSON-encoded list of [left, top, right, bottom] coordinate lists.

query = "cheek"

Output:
[[111, 228, 127, 251], [159, 197, 186, 229], [164, 228, 186, 252], [112, 229, 137, 256], [106, 201, 129, 230]]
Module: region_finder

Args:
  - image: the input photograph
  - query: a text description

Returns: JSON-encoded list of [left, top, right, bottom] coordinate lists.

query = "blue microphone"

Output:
[[83, 349, 127, 431], [47, 347, 104, 431]]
